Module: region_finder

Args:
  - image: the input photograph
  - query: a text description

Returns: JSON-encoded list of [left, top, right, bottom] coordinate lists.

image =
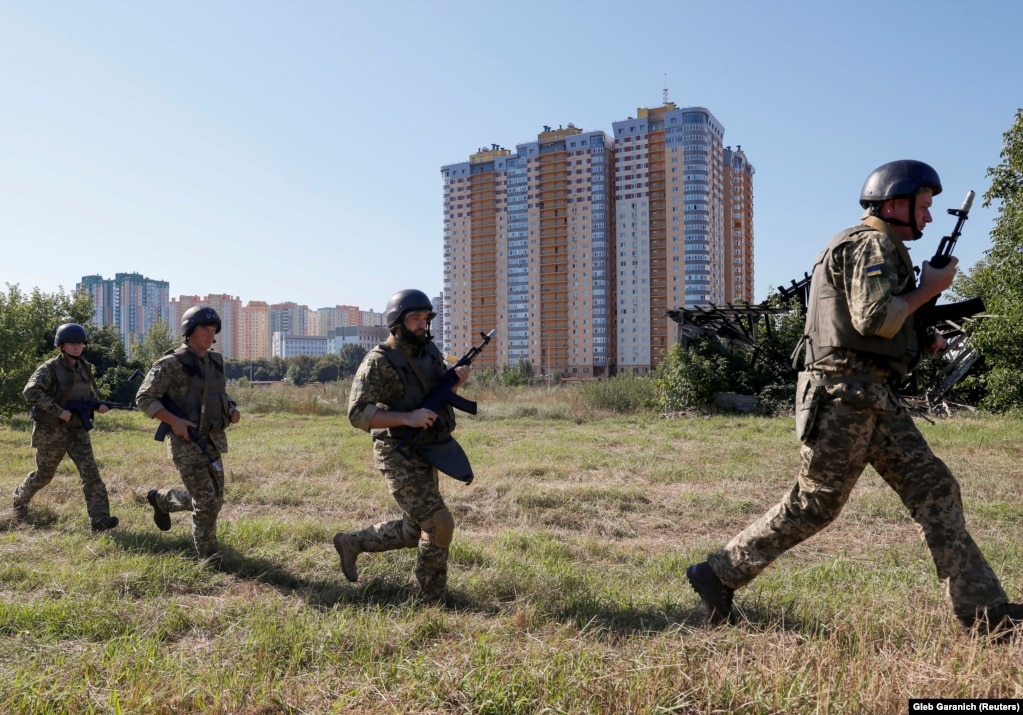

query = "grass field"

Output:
[[1, 384, 1022, 713]]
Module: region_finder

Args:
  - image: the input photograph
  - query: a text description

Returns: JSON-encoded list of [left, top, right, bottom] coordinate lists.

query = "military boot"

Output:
[[91, 516, 120, 532], [960, 602, 1023, 641], [12, 498, 28, 523], [415, 550, 448, 605], [686, 561, 735, 625], [147, 490, 171, 531], [333, 533, 361, 582]]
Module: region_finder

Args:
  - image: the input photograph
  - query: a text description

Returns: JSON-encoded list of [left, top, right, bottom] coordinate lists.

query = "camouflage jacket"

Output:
[[24, 353, 98, 428], [136, 344, 235, 452]]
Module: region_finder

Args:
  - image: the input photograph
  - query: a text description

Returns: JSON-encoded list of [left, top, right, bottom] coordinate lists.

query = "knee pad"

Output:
[[420, 507, 455, 549]]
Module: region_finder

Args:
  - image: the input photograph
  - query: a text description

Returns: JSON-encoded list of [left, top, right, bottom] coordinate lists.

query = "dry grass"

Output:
[[1, 387, 1022, 713]]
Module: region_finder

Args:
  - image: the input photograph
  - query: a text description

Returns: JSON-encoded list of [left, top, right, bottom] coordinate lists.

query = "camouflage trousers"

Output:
[[14, 423, 111, 523], [353, 452, 450, 599], [149, 436, 225, 559], [708, 388, 1008, 618]]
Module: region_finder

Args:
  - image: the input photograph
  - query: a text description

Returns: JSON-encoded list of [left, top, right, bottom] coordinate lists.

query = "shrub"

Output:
[[654, 342, 729, 412], [232, 381, 351, 416], [574, 375, 658, 414]]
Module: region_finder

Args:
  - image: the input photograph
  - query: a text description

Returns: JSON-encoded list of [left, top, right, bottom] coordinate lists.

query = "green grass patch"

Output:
[[1, 388, 1021, 712]]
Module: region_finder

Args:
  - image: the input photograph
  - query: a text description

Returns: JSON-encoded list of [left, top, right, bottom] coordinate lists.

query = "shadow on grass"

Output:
[[0, 507, 61, 531], [730, 598, 821, 638], [105, 526, 748, 635], [107, 528, 483, 612], [542, 590, 820, 636], [4, 515, 820, 638]]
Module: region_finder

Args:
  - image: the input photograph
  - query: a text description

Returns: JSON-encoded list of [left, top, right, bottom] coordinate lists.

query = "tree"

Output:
[[654, 338, 731, 411], [252, 357, 287, 381], [0, 285, 94, 417], [337, 343, 367, 379], [314, 354, 343, 383], [285, 360, 311, 386], [83, 324, 143, 404], [129, 320, 176, 372], [955, 108, 1023, 410], [501, 358, 535, 387], [84, 324, 128, 375]]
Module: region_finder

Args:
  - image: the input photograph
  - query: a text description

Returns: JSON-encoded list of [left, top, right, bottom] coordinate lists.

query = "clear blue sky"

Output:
[[2, 0, 1019, 313]]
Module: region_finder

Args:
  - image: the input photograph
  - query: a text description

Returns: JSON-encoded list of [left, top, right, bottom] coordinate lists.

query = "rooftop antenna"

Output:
[[663, 73, 669, 105]]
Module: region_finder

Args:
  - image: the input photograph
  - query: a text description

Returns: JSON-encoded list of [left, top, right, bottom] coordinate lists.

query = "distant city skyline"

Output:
[[77, 272, 385, 360]]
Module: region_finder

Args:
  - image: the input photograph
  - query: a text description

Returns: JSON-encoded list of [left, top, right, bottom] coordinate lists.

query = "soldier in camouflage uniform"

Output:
[[136, 306, 240, 566], [333, 289, 472, 603], [13, 323, 119, 532], [687, 161, 1023, 638]]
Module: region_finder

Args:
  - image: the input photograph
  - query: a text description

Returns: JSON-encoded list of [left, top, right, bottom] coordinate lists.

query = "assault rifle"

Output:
[[395, 329, 495, 484], [154, 395, 224, 496], [62, 399, 136, 431], [916, 190, 986, 333]]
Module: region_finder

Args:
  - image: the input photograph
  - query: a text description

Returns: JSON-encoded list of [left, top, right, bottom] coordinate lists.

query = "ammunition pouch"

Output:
[[795, 372, 823, 442]]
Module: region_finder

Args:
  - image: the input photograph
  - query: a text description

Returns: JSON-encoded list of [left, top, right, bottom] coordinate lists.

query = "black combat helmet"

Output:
[[54, 323, 88, 347], [860, 160, 942, 239], [181, 306, 222, 337], [384, 289, 435, 331], [860, 160, 943, 208]]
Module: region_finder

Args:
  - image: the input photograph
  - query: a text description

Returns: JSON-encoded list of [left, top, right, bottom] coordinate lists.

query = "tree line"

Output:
[[0, 288, 369, 418]]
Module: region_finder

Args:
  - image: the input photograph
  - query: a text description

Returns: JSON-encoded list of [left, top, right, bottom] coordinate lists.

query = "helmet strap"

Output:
[[880, 196, 923, 239], [907, 194, 923, 239]]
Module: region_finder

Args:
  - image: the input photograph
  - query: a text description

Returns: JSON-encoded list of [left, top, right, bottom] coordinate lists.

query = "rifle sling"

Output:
[[199, 353, 211, 434]]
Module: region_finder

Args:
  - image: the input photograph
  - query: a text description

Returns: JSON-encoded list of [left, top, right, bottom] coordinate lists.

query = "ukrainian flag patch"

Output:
[[866, 264, 883, 277]]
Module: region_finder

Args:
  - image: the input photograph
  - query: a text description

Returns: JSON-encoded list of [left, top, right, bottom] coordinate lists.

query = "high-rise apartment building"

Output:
[[270, 302, 310, 337], [724, 146, 755, 304], [360, 309, 384, 328], [431, 293, 445, 355], [237, 301, 271, 360], [441, 102, 752, 377], [78, 272, 171, 351], [202, 294, 241, 358], [169, 295, 202, 342], [442, 125, 617, 377], [317, 305, 362, 334], [612, 104, 728, 373]]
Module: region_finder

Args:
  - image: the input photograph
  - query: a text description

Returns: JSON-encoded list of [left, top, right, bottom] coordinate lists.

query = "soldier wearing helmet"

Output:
[[687, 161, 1023, 638], [13, 322, 119, 531], [135, 306, 241, 567], [333, 289, 471, 603]]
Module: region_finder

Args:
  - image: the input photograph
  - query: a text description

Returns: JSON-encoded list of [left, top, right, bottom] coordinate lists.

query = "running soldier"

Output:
[[14, 322, 119, 532]]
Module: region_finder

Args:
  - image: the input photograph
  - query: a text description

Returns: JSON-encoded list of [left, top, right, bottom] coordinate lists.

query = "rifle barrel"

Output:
[[955, 190, 975, 215]]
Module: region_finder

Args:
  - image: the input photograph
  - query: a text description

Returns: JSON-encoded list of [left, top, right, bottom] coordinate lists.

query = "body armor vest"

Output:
[[376, 339, 454, 444], [803, 225, 919, 371], [170, 346, 229, 433], [30, 356, 95, 426]]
